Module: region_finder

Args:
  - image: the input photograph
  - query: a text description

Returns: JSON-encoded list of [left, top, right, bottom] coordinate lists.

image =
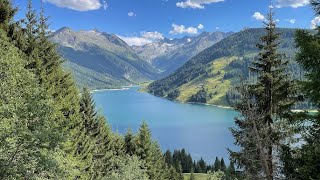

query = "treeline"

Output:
[[0, 1, 179, 179], [230, 5, 320, 180], [164, 149, 237, 179]]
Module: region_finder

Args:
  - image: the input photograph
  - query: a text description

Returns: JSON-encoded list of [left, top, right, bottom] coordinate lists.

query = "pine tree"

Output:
[[213, 157, 221, 172], [164, 150, 173, 166], [224, 161, 237, 180], [220, 158, 226, 172], [0, 0, 17, 33], [0, 0, 25, 48], [167, 166, 180, 180], [124, 128, 136, 156], [135, 122, 170, 179], [198, 158, 206, 173], [289, 1, 320, 179], [230, 9, 296, 180]]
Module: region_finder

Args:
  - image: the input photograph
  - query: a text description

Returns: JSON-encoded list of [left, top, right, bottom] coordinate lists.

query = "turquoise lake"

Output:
[[92, 87, 238, 163]]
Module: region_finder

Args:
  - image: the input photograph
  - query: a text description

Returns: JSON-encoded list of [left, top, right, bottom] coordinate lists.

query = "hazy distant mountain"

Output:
[[133, 31, 233, 76], [50, 27, 161, 89], [147, 28, 300, 106]]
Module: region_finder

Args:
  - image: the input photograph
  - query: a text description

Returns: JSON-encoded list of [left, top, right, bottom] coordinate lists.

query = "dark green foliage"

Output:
[[230, 10, 297, 180], [188, 87, 208, 103], [124, 128, 136, 156], [197, 158, 207, 173], [167, 89, 181, 100], [0, 0, 16, 32], [135, 122, 170, 179], [164, 150, 173, 165], [282, 1, 320, 179], [220, 158, 226, 172], [225, 161, 236, 179], [214, 157, 221, 172]]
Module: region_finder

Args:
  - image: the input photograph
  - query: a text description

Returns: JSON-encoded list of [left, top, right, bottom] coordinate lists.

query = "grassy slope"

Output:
[[176, 56, 236, 106], [147, 28, 298, 107]]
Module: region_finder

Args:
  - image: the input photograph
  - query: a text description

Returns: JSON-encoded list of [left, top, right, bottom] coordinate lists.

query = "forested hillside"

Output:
[[147, 28, 301, 106], [0, 1, 177, 179]]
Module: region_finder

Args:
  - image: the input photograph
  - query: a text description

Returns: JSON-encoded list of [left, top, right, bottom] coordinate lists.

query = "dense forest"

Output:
[[0, 1, 175, 179]]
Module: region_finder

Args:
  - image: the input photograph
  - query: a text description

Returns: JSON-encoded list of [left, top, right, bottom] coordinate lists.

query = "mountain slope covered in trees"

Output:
[[0, 1, 178, 179], [147, 28, 300, 106]]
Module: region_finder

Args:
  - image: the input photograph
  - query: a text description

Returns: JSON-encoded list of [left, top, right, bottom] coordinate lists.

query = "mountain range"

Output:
[[133, 31, 233, 76], [51, 27, 302, 107], [50, 27, 231, 89], [50, 27, 160, 89], [147, 28, 301, 106]]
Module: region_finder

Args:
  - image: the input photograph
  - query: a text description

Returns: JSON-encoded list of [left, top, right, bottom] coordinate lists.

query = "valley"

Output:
[[51, 27, 232, 90], [54, 27, 303, 107]]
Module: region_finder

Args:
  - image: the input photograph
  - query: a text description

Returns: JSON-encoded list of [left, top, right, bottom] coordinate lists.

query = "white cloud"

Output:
[[176, 0, 224, 9], [252, 12, 266, 21], [311, 16, 320, 29], [275, 0, 309, 8], [198, 24, 204, 30], [118, 36, 152, 46], [288, 19, 296, 24], [170, 24, 198, 34], [128, 11, 136, 17], [44, 0, 104, 11], [118, 31, 164, 46], [141, 31, 164, 40]]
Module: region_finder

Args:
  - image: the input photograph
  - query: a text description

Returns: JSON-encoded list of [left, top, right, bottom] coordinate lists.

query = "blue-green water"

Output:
[[92, 87, 238, 163]]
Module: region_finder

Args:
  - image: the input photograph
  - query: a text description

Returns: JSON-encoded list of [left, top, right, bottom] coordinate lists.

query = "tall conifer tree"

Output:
[[230, 8, 296, 180]]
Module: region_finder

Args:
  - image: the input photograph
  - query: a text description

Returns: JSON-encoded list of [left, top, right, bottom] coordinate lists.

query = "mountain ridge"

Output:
[[50, 27, 161, 89], [51, 27, 232, 89], [132, 31, 234, 76], [147, 28, 300, 106]]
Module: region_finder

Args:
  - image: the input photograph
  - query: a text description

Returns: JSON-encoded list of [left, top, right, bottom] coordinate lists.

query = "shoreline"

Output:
[[90, 87, 129, 93], [91, 86, 317, 112], [185, 102, 233, 109]]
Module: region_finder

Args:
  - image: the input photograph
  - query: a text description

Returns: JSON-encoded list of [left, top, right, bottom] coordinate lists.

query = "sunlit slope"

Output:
[[147, 28, 299, 106]]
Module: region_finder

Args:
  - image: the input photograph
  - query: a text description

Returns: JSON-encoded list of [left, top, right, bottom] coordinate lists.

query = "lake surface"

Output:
[[92, 87, 238, 163]]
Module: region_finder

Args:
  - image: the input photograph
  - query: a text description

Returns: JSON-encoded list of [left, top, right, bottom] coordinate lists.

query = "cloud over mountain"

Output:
[[119, 31, 164, 46]]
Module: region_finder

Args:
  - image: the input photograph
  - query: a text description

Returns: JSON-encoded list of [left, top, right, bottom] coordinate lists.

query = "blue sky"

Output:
[[14, 0, 317, 46]]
